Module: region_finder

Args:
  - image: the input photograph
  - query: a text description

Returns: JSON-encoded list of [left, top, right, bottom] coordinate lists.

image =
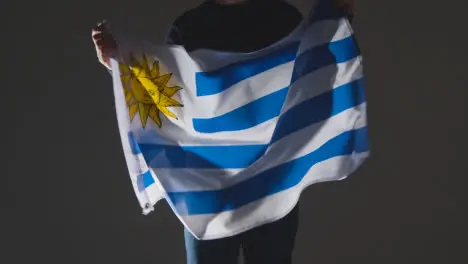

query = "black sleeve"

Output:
[[165, 24, 183, 45]]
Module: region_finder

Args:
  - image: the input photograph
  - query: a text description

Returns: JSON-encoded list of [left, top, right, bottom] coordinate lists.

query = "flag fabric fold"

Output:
[[110, 0, 369, 240]]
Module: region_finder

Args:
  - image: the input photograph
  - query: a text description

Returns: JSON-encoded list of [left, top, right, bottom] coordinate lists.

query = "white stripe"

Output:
[[298, 17, 353, 55], [181, 152, 369, 240], [134, 116, 277, 146], [148, 103, 366, 192], [192, 61, 294, 118], [150, 168, 243, 192], [283, 55, 363, 114]]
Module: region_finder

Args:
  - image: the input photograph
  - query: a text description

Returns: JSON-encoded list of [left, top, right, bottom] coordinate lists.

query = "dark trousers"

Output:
[[184, 204, 299, 264]]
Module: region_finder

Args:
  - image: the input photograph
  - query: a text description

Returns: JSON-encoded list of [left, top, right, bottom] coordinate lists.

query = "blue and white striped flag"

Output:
[[110, 1, 369, 240]]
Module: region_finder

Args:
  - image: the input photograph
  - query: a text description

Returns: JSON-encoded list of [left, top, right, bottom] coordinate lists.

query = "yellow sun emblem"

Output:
[[119, 55, 183, 128]]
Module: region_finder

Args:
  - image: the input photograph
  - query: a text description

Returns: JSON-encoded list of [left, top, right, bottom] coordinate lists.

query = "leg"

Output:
[[184, 228, 241, 264], [242, 203, 300, 264]]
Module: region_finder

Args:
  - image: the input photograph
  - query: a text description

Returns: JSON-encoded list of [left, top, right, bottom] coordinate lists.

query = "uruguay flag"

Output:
[[110, 0, 369, 240]]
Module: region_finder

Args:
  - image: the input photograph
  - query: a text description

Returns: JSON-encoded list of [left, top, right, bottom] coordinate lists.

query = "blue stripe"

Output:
[[138, 170, 154, 191], [195, 42, 300, 96], [128, 132, 141, 154], [139, 144, 268, 169], [292, 36, 360, 83], [272, 78, 366, 143], [193, 87, 288, 133], [167, 127, 369, 215]]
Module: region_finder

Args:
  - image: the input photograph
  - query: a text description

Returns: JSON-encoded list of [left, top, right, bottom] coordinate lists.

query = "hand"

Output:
[[92, 20, 117, 70], [333, 0, 356, 15]]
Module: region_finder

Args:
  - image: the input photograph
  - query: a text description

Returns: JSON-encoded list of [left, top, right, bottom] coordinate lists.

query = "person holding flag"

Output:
[[92, 1, 358, 264]]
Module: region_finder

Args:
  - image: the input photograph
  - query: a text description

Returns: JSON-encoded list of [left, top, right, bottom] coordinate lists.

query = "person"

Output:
[[92, 1, 356, 263]]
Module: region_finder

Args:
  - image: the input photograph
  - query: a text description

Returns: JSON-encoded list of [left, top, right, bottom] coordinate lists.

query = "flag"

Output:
[[109, 0, 369, 240]]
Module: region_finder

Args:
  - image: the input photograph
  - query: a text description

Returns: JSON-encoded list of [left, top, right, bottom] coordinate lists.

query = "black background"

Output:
[[4, 0, 468, 263]]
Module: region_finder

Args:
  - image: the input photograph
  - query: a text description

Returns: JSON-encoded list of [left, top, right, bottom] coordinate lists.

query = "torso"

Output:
[[165, 0, 303, 52]]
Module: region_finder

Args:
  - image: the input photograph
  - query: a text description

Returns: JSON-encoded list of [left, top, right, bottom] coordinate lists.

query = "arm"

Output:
[[91, 21, 117, 70], [165, 24, 184, 45]]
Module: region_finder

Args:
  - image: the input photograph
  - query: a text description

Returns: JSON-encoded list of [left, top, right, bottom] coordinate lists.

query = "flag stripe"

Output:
[[193, 87, 288, 133], [128, 132, 142, 154], [272, 78, 365, 143], [140, 144, 267, 169], [167, 127, 368, 215], [195, 42, 299, 96], [150, 168, 243, 193], [135, 117, 277, 146]]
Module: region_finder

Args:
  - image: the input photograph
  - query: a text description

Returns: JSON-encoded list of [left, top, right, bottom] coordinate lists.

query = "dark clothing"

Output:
[[184, 205, 299, 264], [165, 0, 303, 52], [165, 1, 303, 264]]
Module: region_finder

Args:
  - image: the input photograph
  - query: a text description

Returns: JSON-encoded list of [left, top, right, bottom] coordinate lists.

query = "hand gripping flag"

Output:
[[110, 0, 369, 240]]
